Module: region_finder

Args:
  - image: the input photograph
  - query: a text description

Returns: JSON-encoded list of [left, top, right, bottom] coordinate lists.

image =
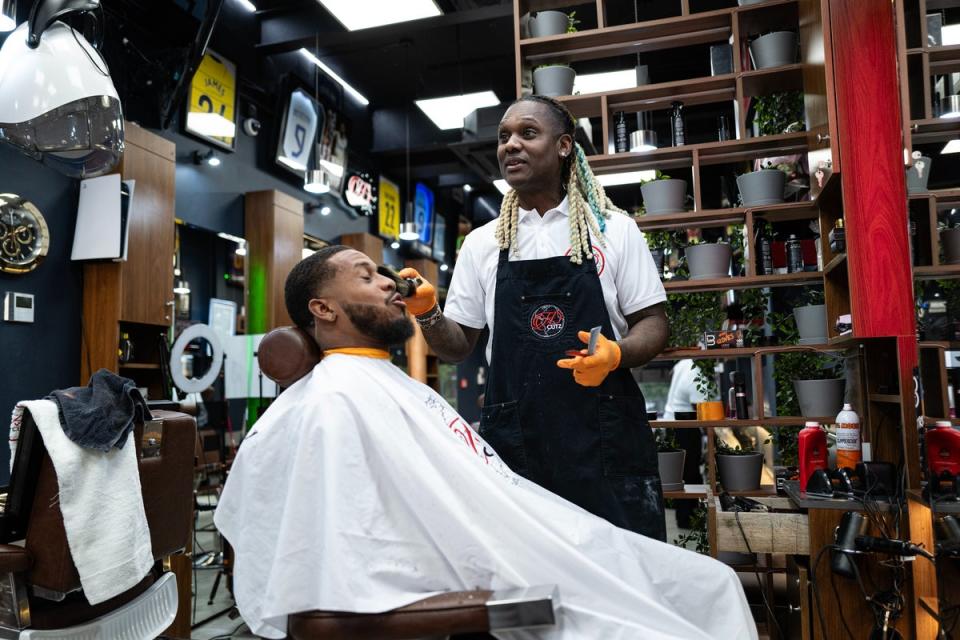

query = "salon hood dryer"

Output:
[[0, 0, 123, 177]]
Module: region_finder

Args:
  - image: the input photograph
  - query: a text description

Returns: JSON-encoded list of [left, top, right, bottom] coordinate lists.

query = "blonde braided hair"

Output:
[[495, 96, 625, 264]]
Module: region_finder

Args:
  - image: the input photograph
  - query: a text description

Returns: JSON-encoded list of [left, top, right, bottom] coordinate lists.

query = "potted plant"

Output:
[[749, 30, 798, 70], [533, 63, 576, 97], [716, 439, 764, 491], [793, 289, 827, 345], [753, 91, 804, 137], [643, 229, 672, 276], [770, 311, 845, 418], [737, 167, 785, 206], [666, 291, 727, 349], [656, 430, 685, 492], [528, 10, 574, 38], [640, 170, 687, 215], [907, 150, 933, 194], [685, 237, 732, 280], [941, 219, 960, 265], [672, 503, 709, 554]]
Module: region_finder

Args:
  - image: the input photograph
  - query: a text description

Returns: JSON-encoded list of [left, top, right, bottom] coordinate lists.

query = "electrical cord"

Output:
[[205, 620, 247, 640], [809, 543, 835, 640], [732, 509, 785, 640]]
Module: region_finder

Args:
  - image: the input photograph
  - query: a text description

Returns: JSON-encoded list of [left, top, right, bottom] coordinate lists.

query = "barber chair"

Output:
[[0, 409, 196, 638], [258, 327, 559, 640]]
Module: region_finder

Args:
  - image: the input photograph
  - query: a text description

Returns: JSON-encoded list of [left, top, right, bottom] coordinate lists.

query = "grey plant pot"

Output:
[[686, 243, 732, 280], [793, 378, 845, 418], [717, 453, 764, 491], [528, 11, 569, 38], [533, 66, 576, 97], [738, 0, 772, 5], [906, 156, 933, 194], [942, 228, 960, 265], [641, 179, 687, 215], [750, 31, 798, 69], [794, 304, 827, 345], [737, 169, 786, 206], [658, 450, 686, 492], [649, 249, 665, 275]]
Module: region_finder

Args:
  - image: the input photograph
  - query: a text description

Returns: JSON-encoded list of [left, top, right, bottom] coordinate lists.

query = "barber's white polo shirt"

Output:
[[444, 197, 666, 364]]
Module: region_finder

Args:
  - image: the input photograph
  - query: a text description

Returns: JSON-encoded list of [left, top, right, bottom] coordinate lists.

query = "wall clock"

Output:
[[0, 194, 49, 274]]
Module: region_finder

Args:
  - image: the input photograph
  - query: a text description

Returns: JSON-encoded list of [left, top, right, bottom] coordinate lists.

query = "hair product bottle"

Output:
[[614, 111, 628, 153], [670, 101, 685, 146], [798, 421, 828, 491], [835, 404, 861, 470]]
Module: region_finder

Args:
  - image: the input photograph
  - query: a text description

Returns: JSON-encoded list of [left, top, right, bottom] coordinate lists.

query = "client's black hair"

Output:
[[284, 245, 351, 331]]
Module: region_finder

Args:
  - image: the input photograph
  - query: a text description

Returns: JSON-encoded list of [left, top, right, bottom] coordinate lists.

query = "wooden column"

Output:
[[339, 233, 384, 263], [828, 0, 915, 345], [244, 190, 305, 333]]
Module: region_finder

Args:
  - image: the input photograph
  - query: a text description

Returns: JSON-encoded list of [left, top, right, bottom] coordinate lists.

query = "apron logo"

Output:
[[564, 245, 606, 275], [530, 304, 565, 339]]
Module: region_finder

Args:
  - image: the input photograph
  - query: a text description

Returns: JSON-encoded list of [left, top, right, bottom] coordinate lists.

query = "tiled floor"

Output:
[[188, 508, 693, 639]]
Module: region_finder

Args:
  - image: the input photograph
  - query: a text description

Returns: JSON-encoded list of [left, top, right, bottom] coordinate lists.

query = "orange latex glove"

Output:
[[556, 331, 622, 387], [397, 267, 437, 317]]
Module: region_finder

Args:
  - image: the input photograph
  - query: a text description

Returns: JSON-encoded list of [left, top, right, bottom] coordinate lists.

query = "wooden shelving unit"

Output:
[[896, 0, 960, 636], [510, 1, 931, 636]]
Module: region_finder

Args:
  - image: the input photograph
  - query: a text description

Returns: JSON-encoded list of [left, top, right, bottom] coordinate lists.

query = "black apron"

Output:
[[478, 247, 667, 541]]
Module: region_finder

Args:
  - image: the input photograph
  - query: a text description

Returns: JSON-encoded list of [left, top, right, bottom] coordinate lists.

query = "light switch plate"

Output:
[[3, 292, 34, 323]]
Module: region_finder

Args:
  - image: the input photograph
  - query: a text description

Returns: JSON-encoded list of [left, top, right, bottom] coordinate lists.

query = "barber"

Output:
[[400, 95, 669, 540]]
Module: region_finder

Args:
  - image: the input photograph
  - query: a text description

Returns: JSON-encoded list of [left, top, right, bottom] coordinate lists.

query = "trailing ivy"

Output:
[[754, 91, 805, 136]]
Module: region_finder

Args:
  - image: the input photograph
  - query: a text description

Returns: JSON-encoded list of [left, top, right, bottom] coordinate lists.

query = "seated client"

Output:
[[214, 246, 756, 640]]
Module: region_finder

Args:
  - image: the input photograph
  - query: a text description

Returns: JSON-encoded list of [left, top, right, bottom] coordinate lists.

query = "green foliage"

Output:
[[693, 358, 719, 399], [666, 292, 726, 349], [672, 503, 710, 554], [655, 429, 681, 452], [566, 11, 580, 33], [716, 439, 758, 456], [643, 229, 674, 251], [754, 91, 805, 136], [534, 62, 571, 70]]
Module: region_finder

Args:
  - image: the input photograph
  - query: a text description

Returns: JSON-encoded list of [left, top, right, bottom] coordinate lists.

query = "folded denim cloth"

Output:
[[49, 369, 152, 452]]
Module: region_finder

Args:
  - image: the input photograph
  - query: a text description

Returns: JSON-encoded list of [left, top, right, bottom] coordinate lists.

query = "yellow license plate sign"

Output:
[[378, 176, 400, 240], [185, 51, 237, 150]]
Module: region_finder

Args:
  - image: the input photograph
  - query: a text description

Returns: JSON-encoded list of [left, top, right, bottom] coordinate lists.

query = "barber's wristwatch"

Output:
[[415, 303, 443, 329]]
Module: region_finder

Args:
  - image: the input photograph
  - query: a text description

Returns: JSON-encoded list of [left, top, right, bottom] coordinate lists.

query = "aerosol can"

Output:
[[835, 404, 861, 470]]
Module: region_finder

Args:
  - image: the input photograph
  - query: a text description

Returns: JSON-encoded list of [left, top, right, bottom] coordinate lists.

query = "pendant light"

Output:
[[397, 41, 420, 242], [304, 33, 329, 194], [630, 0, 656, 153]]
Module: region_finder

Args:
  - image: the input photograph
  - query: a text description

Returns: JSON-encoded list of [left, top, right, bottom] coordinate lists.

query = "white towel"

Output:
[[11, 400, 153, 604]]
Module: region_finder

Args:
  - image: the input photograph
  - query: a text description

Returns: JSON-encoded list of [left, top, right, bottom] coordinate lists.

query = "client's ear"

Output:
[[308, 298, 337, 324]]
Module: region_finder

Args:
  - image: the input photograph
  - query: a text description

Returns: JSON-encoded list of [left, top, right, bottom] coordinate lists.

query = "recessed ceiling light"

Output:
[[493, 179, 510, 195], [942, 139, 960, 154], [573, 69, 638, 95], [463, 183, 473, 193], [236, 0, 257, 12], [390, 241, 401, 250], [416, 91, 500, 130], [439, 263, 449, 272], [299, 48, 369, 106], [317, 0, 441, 31], [596, 170, 657, 187]]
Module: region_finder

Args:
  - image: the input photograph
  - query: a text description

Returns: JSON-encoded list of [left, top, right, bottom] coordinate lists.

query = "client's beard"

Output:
[[342, 302, 415, 346]]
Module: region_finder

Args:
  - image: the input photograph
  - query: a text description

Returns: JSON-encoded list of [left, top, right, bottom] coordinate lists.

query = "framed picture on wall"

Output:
[[414, 183, 434, 246], [184, 50, 238, 151], [275, 87, 325, 177], [433, 216, 446, 264]]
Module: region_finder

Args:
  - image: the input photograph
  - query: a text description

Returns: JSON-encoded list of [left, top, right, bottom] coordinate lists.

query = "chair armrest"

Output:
[[288, 585, 558, 640], [0, 544, 31, 573]]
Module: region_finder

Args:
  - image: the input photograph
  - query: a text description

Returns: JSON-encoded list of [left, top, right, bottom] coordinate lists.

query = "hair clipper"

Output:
[[377, 265, 422, 298]]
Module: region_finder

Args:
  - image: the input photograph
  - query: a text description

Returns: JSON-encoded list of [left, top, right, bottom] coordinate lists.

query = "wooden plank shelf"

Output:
[[118, 363, 161, 370], [740, 63, 804, 97], [653, 417, 834, 428], [656, 343, 850, 360], [869, 393, 902, 404], [558, 74, 737, 119], [663, 484, 708, 499], [918, 341, 960, 349], [586, 131, 808, 174], [636, 201, 818, 231], [909, 119, 960, 145], [914, 264, 960, 279], [663, 270, 822, 292], [907, 489, 960, 514], [519, 7, 734, 65], [823, 252, 847, 276], [928, 44, 960, 73]]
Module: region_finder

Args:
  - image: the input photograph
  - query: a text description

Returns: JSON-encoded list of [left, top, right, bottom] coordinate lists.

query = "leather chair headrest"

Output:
[[258, 327, 322, 388]]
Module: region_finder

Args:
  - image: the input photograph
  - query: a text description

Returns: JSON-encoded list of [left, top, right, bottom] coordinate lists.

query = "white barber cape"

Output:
[[214, 353, 756, 640]]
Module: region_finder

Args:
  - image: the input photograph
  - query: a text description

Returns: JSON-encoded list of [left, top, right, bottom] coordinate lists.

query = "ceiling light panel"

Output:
[[416, 91, 500, 130], [317, 0, 441, 31]]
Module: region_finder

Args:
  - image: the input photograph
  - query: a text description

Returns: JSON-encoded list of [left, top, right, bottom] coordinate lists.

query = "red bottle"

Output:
[[926, 420, 960, 479], [798, 421, 828, 491]]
